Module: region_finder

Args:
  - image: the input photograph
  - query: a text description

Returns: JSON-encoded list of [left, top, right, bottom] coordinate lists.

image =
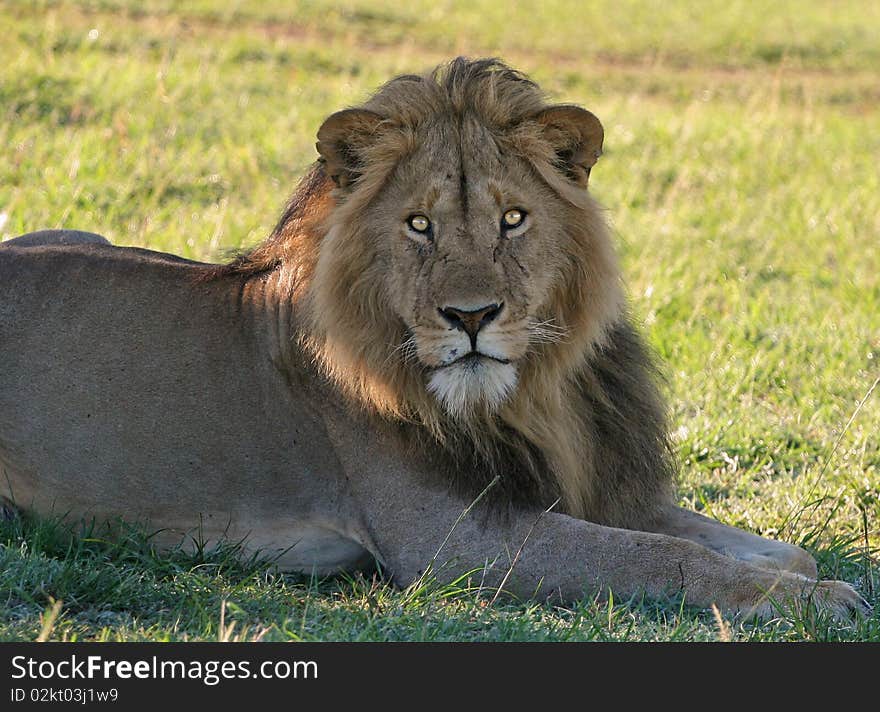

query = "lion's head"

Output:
[[309, 58, 621, 417], [219, 58, 671, 523]]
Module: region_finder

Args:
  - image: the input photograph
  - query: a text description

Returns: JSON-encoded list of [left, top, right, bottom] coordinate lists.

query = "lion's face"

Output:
[[312, 61, 620, 423], [365, 118, 568, 417]]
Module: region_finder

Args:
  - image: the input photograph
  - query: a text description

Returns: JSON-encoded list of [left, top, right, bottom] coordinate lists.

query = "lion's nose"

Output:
[[438, 302, 504, 348]]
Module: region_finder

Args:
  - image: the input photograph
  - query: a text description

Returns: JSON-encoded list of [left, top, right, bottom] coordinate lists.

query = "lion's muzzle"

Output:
[[437, 301, 504, 351]]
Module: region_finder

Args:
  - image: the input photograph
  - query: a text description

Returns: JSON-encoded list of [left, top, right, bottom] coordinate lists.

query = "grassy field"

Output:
[[1, 0, 878, 641]]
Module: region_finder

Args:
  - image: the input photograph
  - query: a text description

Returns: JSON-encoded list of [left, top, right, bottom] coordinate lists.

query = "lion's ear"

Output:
[[534, 105, 604, 187], [316, 109, 387, 189]]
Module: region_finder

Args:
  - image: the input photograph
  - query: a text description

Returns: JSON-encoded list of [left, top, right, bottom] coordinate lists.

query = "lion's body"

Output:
[[0, 59, 866, 618], [0, 241, 376, 573]]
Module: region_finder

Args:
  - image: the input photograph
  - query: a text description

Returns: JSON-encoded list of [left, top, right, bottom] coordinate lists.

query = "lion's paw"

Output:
[[808, 580, 872, 621], [747, 577, 871, 624]]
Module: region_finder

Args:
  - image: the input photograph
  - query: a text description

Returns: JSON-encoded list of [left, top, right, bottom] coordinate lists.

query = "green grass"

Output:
[[1, 0, 878, 641]]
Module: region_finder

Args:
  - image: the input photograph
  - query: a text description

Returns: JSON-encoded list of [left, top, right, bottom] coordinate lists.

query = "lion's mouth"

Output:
[[440, 351, 511, 368], [426, 349, 518, 417]]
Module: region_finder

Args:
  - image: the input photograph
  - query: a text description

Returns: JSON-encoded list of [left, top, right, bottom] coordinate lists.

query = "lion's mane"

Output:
[[210, 58, 675, 527]]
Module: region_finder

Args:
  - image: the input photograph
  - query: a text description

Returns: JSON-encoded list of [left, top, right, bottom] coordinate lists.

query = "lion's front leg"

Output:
[[368, 494, 864, 621], [643, 505, 818, 578], [345, 465, 865, 621], [327, 413, 867, 621]]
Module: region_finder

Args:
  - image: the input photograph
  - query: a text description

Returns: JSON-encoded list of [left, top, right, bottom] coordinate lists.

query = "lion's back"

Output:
[[1, 229, 112, 249]]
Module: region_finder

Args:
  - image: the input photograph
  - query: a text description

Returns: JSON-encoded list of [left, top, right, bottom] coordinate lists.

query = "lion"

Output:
[[0, 58, 868, 621]]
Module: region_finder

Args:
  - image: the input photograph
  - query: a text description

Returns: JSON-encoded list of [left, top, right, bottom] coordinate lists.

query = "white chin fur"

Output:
[[427, 359, 517, 418]]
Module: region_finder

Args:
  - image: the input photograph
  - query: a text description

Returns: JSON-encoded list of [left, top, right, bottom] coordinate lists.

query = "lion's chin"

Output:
[[426, 357, 517, 419]]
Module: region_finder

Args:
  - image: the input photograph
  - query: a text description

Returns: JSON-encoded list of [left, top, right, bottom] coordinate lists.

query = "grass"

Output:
[[1, 0, 878, 641]]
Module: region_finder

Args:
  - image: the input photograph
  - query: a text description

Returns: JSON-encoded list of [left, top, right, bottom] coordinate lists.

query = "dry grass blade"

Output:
[[784, 376, 880, 533], [36, 598, 63, 642], [428, 475, 500, 570], [710, 603, 732, 642], [218, 599, 270, 642], [490, 498, 560, 607]]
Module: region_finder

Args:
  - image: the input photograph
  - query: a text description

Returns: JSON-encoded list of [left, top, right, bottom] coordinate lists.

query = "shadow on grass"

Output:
[[1, 511, 877, 642]]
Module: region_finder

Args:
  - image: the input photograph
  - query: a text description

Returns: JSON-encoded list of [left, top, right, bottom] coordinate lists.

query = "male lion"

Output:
[[0, 58, 867, 620]]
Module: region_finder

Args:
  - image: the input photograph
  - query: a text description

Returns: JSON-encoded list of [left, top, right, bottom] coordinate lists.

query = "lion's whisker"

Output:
[[526, 318, 570, 345], [385, 334, 419, 367]]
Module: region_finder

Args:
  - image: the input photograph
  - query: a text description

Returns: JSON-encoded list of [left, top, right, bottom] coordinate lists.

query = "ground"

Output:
[[1, 0, 878, 641]]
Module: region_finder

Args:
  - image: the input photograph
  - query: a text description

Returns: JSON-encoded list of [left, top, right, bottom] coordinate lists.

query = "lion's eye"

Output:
[[502, 209, 526, 229], [407, 215, 431, 233]]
